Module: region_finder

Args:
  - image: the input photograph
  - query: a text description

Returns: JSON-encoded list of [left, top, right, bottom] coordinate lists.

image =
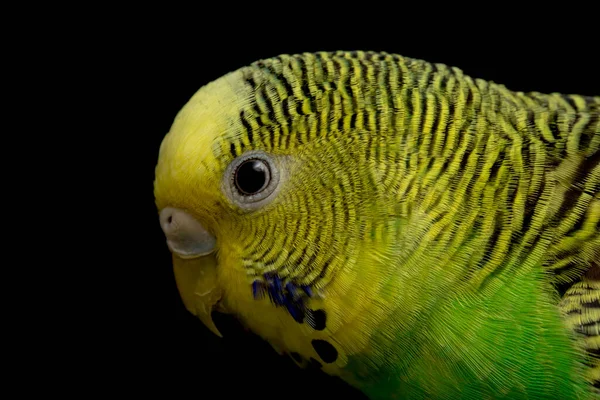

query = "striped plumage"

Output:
[[154, 51, 599, 399]]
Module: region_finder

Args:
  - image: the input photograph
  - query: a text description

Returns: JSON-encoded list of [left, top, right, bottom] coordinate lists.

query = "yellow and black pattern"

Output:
[[222, 51, 598, 287], [561, 265, 600, 389], [154, 49, 600, 395], [205, 51, 600, 387]]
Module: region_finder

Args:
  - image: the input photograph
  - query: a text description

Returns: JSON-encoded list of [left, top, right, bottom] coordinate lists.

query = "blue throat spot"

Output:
[[251, 273, 315, 324]]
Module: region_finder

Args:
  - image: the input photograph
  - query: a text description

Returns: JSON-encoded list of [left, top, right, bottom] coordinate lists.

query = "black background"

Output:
[[106, 13, 600, 399]]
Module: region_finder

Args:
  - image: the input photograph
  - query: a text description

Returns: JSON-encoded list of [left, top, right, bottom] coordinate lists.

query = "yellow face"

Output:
[[154, 56, 399, 378], [153, 66, 336, 343], [153, 69, 282, 335]]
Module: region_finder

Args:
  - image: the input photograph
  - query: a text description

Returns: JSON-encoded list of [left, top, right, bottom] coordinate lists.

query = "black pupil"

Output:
[[235, 160, 268, 195]]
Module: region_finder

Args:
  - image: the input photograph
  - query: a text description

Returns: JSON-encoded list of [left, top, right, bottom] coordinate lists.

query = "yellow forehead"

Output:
[[154, 69, 251, 212]]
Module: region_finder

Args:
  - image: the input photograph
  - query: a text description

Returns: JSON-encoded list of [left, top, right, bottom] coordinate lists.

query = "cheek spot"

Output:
[[251, 274, 315, 324], [311, 339, 338, 363], [307, 309, 327, 331]]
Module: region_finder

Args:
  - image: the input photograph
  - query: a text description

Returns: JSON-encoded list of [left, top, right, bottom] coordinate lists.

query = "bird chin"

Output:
[[171, 252, 224, 337]]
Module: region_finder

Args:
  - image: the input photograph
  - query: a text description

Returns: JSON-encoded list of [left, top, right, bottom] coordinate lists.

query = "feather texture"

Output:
[[154, 51, 599, 399]]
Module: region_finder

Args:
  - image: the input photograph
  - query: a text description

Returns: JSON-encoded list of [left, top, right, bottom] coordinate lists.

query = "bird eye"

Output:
[[234, 159, 270, 195], [223, 150, 281, 211]]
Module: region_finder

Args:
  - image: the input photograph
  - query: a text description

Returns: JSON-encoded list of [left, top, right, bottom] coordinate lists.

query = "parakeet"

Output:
[[154, 51, 599, 399]]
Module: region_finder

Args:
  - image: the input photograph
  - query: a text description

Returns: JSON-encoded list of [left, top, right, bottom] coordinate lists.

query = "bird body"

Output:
[[155, 51, 599, 399]]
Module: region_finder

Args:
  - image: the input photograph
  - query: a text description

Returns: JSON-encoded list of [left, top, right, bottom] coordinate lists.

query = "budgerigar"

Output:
[[154, 51, 599, 399]]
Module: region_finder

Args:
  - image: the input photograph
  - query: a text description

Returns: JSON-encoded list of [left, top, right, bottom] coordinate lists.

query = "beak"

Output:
[[172, 253, 223, 337], [159, 207, 223, 337]]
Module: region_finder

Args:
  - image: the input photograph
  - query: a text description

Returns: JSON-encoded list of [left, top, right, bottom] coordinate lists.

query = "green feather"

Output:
[[157, 51, 600, 399]]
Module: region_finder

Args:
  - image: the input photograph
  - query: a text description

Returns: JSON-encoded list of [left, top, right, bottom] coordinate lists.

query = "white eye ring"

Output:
[[222, 150, 281, 212]]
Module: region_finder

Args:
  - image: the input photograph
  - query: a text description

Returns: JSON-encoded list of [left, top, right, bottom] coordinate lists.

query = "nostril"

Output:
[[159, 208, 176, 233]]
